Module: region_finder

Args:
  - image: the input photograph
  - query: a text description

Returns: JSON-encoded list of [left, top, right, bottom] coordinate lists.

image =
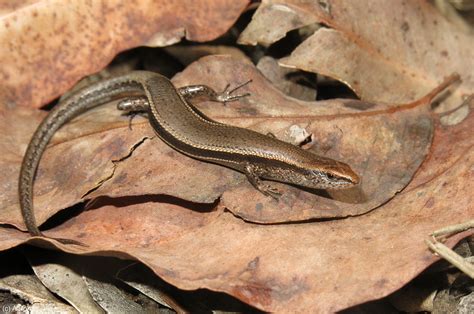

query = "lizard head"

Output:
[[301, 158, 360, 190]]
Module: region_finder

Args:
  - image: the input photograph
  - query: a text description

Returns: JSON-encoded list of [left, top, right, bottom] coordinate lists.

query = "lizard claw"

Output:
[[261, 184, 282, 200], [216, 79, 252, 104]]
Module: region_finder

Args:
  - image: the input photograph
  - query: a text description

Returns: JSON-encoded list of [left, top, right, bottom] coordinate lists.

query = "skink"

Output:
[[19, 71, 360, 244]]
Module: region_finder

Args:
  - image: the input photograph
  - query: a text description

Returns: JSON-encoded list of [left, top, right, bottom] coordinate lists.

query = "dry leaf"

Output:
[[38, 101, 473, 312], [407, 105, 473, 189], [0, 274, 76, 313], [117, 263, 186, 312], [84, 277, 146, 313], [240, 0, 473, 112], [0, 0, 249, 108], [238, 0, 317, 46], [24, 249, 103, 313], [0, 0, 472, 311], [0, 65, 472, 313], [164, 44, 250, 66], [256, 56, 317, 101]]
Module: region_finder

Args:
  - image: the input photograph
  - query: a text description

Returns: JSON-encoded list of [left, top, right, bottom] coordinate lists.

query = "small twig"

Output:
[[425, 220, 474, 279], [431, 220, 474, 239]]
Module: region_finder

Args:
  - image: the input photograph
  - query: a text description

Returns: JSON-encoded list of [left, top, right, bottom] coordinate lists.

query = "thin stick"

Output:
[[425, 240, 474, 279], [426, 220, 474, 279]]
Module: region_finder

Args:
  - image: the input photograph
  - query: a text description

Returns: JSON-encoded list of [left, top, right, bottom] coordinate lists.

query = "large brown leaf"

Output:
[[240, 0, 473, 112], [0, 101, 471, 311], [0, 56, 439, 229], [0, 0, 249, 108]]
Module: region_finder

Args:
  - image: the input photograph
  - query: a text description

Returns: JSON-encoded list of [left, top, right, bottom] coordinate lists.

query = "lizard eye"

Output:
[[326, 173, 336, 180]]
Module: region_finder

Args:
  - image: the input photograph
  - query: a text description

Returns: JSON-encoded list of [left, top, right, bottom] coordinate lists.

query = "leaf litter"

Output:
[[0, 0, 472, 311]]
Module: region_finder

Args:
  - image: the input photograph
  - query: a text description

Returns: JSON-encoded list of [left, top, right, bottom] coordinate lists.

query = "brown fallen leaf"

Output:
[[256, 56, 317, 101], [0, 64, 472, 313], [2, 101, 470, 312], [164, 44, 250, 66], [0, 273, 76, 313], [240, 0, 473, 112], [407, 102, 473, 189], [0, 56, 443, 229], [1, 1, 471, 311], [0, 0, 249, 108], [238, 0, 317, 46]]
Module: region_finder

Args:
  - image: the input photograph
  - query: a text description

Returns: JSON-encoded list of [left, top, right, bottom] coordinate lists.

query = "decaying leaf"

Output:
[[238, 0, 317, 46], [0, 274, 76, 313], [0, 0, 249, 108], [85, 277, 147, 313], [24, 249, 104, 313], [256, 56, 317, 101], [0, 1, 472, 311], [407, 104, 473, 189], [2, 56, 471, 311], [240, 0, 473, 112], [117, 263, 186, 312], [164, 44, 250, 66], [29, 101, 471, 312]]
